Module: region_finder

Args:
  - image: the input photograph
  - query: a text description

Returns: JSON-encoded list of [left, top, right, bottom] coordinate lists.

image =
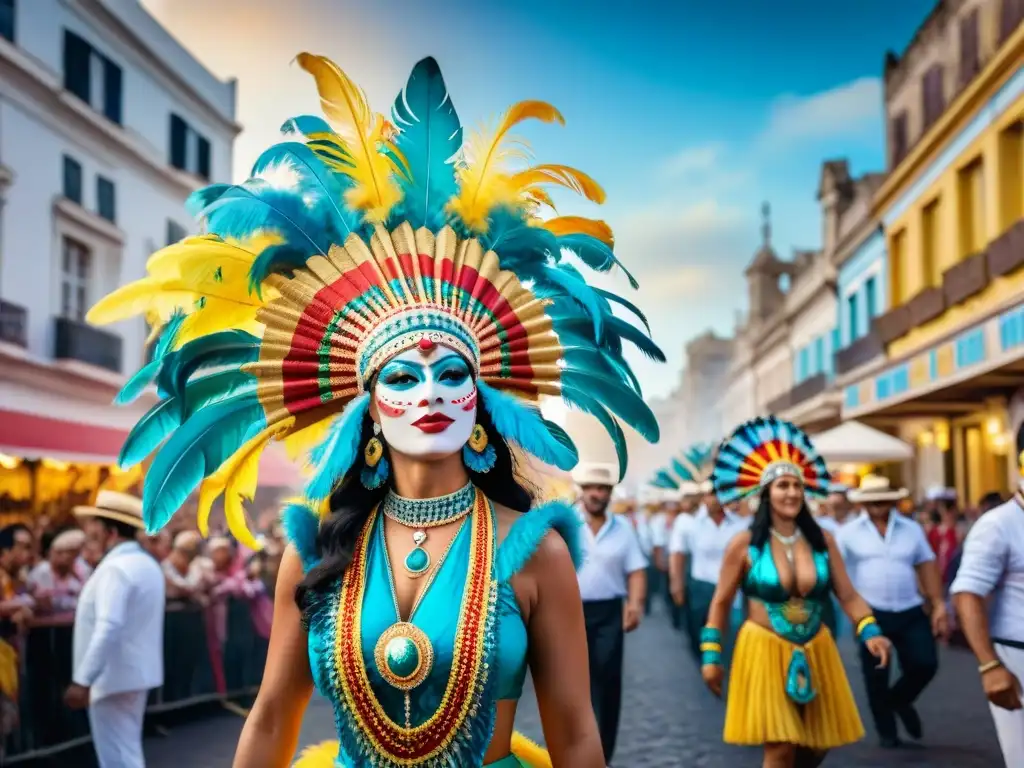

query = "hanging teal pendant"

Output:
[[404, 530, 431, 577], [785, 648, 816, 705]]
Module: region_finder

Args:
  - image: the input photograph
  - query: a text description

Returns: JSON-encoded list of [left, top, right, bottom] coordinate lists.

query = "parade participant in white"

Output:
[[574, 462, 647, 765], [66, 491, 165, 768], [951, 475, 1024, 767], [838, 475, 948, 749]]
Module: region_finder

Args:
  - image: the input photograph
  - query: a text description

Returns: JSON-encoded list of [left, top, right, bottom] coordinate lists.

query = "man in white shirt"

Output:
[[670, 480, 749, 664], [951, 479, 1024, 766], [839, 475, 948, 749], [65, 491, 166, 767], [574, 462, 647, 766]]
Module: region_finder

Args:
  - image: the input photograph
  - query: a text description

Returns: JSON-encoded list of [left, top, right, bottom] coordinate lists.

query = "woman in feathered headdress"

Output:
[[700, 416, 891, 766], [88, 54, 663, 767]]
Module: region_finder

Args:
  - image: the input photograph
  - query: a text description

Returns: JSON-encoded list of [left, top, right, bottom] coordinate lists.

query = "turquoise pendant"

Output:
[[404, 530, 430, 577], [785, 648, 816, 705]]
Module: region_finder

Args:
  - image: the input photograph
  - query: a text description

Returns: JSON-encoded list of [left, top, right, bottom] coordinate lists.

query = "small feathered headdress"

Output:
[[711, 416, 829, 505], [648, 442, 714, 493], [86, 54, 663, 545]]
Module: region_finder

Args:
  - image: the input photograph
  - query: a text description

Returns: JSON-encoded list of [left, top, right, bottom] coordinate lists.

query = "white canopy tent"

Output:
[[812, 420, 914, 464]]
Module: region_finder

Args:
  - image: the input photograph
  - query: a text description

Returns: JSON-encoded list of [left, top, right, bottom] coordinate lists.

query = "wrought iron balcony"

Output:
[[835, 330, 884, 376], [789, 373, 829, 407], [53, 317, 122, 372], [0, 300, 27, 347]]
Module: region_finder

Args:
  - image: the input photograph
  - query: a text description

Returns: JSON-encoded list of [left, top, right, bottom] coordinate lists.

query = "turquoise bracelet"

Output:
[[700, 626, 723, 667], [857, 616, 882, 643]]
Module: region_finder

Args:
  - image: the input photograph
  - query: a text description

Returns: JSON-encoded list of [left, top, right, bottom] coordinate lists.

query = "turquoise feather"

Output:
[[565, 393, 629, 480], [114, 310, 185, 405], [389, 57, 462, 231], [476, 381, 577, 471], [305, 392, 371, 501], [494, 501, 584, 583], [158, 330, 260, 401], [280, 115, 333, 137], [142, 393, 266, 533], [280, 501, 321, 573], [557, 234, 639, 289], [561, 367, 658, 442]]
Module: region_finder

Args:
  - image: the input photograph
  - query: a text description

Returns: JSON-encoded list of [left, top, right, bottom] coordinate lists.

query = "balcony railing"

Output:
[[944, 250, 989, 304], [53, 317, 122, 372], [906, 286, 946, 327], [0, 300, 28, 347], [988, 219, 1024, 278], [873, 305, 913, 346], [789, 372, 829, 407], [835, 330, 884, 375], [767, 390, 791, 415]]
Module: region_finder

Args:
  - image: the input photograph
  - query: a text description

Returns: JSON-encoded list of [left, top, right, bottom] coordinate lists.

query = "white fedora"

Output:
[[848, 474, 909, 504], [571, 462, 618, 488], [73, 490, 146, 529]]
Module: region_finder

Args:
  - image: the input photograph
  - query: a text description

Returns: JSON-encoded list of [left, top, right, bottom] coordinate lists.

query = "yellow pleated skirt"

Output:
[[724, 621, 865, 750], [293, 731, 550, 767]]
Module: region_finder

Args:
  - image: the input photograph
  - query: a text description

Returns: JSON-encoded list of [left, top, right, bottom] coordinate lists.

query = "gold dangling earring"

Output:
[[361, 422, 389, 489]]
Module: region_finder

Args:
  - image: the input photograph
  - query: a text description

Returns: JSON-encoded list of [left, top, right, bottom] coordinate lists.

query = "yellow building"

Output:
[[842, 1, 1024, 503]]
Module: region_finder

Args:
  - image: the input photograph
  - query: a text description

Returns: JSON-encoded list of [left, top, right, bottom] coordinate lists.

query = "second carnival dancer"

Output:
[[667, 444, 749, 665], [701, 417, 891, 767], [85, 54, 664, 767]]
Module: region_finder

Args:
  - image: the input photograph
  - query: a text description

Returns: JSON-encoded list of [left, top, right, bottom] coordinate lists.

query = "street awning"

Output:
[[811, 420, 914, 464]]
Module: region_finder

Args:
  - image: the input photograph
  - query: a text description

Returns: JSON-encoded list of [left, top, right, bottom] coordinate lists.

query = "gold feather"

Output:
[[449, 100, 565, 233], [509, 164, 606, 204], [510, 731, 553, 767], [87, 280, 197, 326], [540, 216, 614, 246], [295, 53, 401, 223]]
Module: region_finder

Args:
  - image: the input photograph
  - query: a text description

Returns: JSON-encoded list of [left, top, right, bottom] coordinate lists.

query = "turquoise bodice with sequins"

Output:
[[743, 541, 832, 645]]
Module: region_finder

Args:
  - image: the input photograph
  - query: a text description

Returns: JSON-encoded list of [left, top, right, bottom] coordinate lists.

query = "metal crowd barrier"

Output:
[[3, 598, 268, 763]]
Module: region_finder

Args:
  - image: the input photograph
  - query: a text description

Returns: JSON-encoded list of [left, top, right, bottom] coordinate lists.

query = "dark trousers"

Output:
[[584, 598, 624, 764], [644, 564, 661, 615], [858, 606, 938, 740]]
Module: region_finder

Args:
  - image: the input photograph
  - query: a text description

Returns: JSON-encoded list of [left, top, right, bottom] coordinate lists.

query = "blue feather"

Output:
[[390, 57, 462, 231], [186, 184, 231, 219], [119, 372, 257, 469], [561, 367, 658, 443], [248, 243, 313, 296], [476, 381, 577, 471], [651, 470, 679, 489], [158, 330, 260, 401], [280, 501, 321, 573], [114, 310, 186, 405], [563, 393, 629, 480], [494, 501, 584, 583], [535, 267, 605, 340], [594, 287, 651, 332], [557, 234, 639, 289], [142, 393, 266, 533], [280, 115, 334, 137], [305, 393, 371, 501]]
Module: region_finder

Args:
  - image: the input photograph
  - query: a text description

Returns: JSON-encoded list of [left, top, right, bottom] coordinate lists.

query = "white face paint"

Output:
[[373, 344, 477, 460]]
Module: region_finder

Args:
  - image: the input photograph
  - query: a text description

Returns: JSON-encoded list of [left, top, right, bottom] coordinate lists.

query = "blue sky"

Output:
[[143, 0, 936, 399]]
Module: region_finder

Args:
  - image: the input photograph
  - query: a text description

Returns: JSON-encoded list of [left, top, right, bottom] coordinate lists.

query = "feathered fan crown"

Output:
[[649, 442, 714, 492], [86, 54, 663, 546], [711, 416, 829, 505]]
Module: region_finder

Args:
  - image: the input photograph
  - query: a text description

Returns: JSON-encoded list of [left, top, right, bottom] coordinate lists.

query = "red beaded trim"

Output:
[[334, 490, 493, 763]]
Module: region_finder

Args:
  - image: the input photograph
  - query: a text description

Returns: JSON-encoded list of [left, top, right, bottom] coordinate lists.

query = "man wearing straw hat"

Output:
[[65, 491, 165, 767], [838, 475, 948, 749]]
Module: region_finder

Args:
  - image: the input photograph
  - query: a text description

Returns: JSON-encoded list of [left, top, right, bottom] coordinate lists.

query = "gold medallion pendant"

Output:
[[374, 622, 434, 690]]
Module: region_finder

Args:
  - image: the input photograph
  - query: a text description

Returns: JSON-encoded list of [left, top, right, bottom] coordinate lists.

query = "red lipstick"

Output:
[[412, 413, 454, 434]]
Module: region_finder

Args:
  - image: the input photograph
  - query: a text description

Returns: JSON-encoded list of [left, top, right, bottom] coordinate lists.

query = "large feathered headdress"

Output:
[[87, 55, 663, 545], [711, 416, 829, 505], [649, 442, 714, 494]]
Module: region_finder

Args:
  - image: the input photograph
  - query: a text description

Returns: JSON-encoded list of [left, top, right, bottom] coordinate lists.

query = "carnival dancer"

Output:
[[574, 462, 647, 764], [838, 475, 948, 749], [86, 53, 663, 768], [66, 492, 165, 768], [702, 416, 891, 767], [950, 456, 1024, 767]]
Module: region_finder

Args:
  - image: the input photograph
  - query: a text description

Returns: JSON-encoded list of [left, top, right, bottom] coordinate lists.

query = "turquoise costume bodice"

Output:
[[285, 497, 581, 767], [743, 541, 831, 605]]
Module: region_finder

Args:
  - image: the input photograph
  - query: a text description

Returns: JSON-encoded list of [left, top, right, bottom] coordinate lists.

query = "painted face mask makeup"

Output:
[[373, 344, 477, 459]]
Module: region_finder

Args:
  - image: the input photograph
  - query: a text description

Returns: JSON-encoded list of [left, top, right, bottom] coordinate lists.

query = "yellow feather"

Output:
[[86, 279, 197, 325], [295, 53, 401, 223], [281, 420, 331, 466], [509, 164, 606, 204], [292, 740, 340, 768], [176, 299, 262, 345], [450, 100, 565, 233], [540, 216, 614, 246], [510, 731, 553, 767]]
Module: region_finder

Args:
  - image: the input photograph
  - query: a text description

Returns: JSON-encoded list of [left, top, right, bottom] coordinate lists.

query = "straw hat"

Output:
[[848, 474, 909, 504], [571, 462, 618, 488], [51, 528, 86, 552], [73, 490, 145, 529]]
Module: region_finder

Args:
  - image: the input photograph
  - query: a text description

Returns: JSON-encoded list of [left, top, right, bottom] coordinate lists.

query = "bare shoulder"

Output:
[[276, 545, 305, 599], [821, 529, 838, 549], [726, 529, 753, 553], [492, 502, 522, 545]]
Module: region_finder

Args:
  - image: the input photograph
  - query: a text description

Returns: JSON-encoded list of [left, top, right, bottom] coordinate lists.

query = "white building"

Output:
[[0, 0, 238, 463]]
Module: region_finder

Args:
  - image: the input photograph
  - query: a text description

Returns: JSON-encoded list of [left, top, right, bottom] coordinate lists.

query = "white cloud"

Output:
[[662, 143, 724, 179], [760, 77, 882, 145]]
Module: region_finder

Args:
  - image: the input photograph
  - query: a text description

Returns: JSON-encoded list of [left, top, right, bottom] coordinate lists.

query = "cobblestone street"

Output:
[[142, 602, 1004, 767]]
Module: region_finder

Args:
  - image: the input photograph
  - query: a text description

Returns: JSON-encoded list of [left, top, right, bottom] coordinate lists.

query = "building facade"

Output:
[[840, 0, 1024, 503], [0, 0, 239, 463]]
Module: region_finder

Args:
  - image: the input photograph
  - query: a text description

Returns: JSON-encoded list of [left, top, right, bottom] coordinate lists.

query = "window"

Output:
[[814, 336, 825, 374], [61, 237, 91, 321], [167, 219, 188, 246], [169, 113, 212, 180], [890, 112, 908, 167], [922, 65, 945, 129], [865, 276, 878, 321], [798, 346, 810, 382], [62, 155, 82, 204], [1002, 0, 1024, 42], [959, 9, 980, 85], [999, 122, 1023, 229], [97, 176, 115, 223], [921, 198, 941, 287], [0, 0, 14, 43], [890, 229, 907, 304], [62, 30, 122, 124], [847, 292, 860, 341], [831, 327, 840, 357], [958, 157, 986, 257]]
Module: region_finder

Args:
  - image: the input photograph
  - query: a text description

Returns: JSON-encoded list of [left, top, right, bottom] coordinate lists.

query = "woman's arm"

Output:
[[524, 533, 605, 768], [701, 533, 748, 697], [233, 546, 314, 768]]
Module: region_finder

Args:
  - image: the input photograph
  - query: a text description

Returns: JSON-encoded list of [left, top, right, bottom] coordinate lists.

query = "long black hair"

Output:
[[295, 404, 534, 609], [748, 487, 828, 553]]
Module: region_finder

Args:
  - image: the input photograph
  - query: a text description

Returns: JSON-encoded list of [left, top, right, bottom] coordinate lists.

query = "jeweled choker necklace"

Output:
[[382, 482, 476, 577]]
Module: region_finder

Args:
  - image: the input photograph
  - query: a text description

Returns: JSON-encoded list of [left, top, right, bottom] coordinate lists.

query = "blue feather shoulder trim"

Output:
[[494, 501, 583, 584], [280, 502, 321, 573]]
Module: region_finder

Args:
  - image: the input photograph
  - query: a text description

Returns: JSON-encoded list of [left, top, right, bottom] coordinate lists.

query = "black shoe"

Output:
[[879, 737, 901, 749], [896, 704, 923, 740]]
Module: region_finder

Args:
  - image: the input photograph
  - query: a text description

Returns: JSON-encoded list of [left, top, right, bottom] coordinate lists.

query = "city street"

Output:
[[146, 604, 1004, 767]]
